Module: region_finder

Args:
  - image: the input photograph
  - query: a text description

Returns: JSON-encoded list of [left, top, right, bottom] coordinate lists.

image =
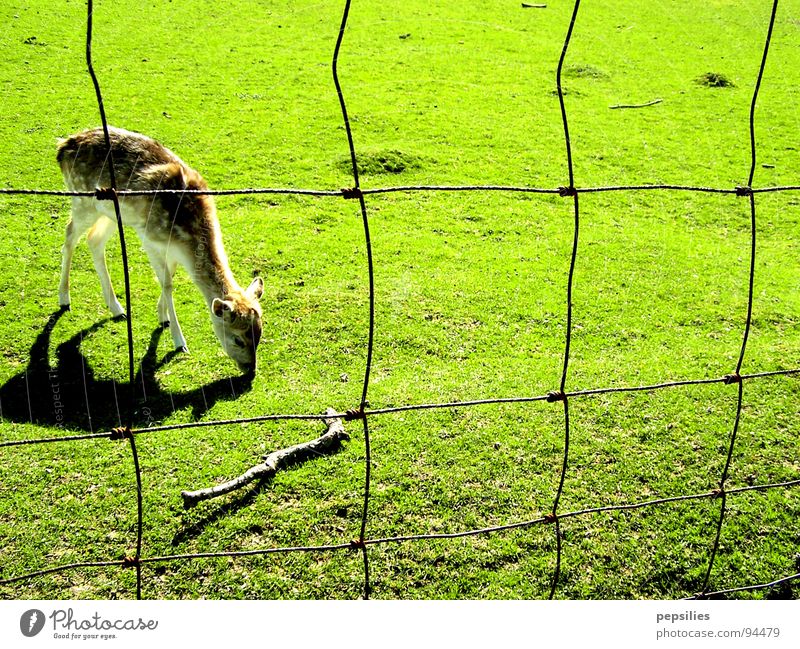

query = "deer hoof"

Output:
[[112, 313, 128, 322], [160, 320, 170, 329]]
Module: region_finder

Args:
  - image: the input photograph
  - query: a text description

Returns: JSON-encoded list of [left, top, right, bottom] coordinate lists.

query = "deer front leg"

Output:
[[161, 259, 188, 352], [145, 249, 187, 352], [59, 199, 95, 309], [59, 220, 78, 309], [86, 216, 126, 318]]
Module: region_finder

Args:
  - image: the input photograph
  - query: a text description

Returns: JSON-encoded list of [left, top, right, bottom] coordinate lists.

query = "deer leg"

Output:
[[145, 248, 187, 352], [164, 258, 188, 352], [58, 198, 95, 309], [86, 215, 126, 318]]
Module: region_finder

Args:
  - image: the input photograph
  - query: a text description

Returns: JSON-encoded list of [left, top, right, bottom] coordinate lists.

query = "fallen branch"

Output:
[[181, 407, 349, 509], [609, 98, 663, 109]]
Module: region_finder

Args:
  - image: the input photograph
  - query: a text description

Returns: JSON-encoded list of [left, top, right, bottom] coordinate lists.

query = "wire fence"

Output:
[[1, 0, 799, 599]]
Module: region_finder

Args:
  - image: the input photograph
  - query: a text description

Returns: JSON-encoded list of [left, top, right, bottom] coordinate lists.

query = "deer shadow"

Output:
[[0, 308, 253, 433]]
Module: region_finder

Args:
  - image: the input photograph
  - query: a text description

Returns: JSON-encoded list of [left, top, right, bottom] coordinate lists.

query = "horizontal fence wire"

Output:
[[3, 477, 800, 587], [1, 0, 799, 600], [3, 184, 800, 199], [2, 367, 799, 449]]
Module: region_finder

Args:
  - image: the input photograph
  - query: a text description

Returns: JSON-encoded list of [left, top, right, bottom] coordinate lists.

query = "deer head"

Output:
[[211, 277, 264, 374]]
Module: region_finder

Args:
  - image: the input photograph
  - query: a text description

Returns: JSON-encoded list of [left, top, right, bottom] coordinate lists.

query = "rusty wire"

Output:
[[697, 0, 782, 598], [3, 477, 799, 588], [1, 0, 799, 601], [1, 366, 798, 450], [3, 183, 800, 200], [83, 0, 145, 600]]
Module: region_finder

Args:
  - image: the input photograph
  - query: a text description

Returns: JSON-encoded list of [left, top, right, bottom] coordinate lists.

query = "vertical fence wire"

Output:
[[332, 0, 375, 599], [698, 0, 780, 598], [547, 0, 582, 600], [85, 0, 144, 599]]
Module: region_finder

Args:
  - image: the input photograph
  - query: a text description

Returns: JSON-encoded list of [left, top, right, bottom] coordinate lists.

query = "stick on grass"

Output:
[[181, 408, 349, 508], [609, 98, 663, 109]]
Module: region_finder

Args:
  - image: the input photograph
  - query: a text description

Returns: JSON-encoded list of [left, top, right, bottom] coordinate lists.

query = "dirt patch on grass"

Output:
[[695, 72, 735, 88], [563, 63, 608, 79], [338, 148, 424, 176]]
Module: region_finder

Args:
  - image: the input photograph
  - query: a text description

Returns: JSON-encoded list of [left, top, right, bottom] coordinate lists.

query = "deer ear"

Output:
[[164, 163, 187, 190], [246, 277, 264, 299], [211, 298, 236, 322], [143, 162, 187, 190], [211, 298, 226, 318]]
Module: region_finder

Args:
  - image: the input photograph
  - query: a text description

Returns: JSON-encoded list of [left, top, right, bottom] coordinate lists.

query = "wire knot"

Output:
[[546, 390, 566, 403], [349, 538, 366, 551], [735, 185, 753, 197], [723, 372, 742, 385], [558, 186, 577, 197], [109, 426, 132, 441], [544, 513, 558, 524], [711, 488, 725, 499], [341, 187, 363, 200], [94, 186, 117, 201], [121, 555, 140, 568], [344, 408, 366, 421]]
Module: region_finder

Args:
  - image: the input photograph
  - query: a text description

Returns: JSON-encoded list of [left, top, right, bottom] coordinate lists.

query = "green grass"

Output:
[[1, 0, 799, 600]]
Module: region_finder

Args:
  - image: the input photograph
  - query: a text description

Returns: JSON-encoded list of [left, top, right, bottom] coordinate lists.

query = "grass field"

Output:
[[0, 0, 799, 599]]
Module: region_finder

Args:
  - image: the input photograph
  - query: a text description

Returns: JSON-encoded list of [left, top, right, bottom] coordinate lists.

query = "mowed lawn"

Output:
[[0, 0, 798, 599]]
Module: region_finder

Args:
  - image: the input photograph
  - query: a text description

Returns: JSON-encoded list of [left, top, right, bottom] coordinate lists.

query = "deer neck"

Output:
[[186, 221, 240, 306]]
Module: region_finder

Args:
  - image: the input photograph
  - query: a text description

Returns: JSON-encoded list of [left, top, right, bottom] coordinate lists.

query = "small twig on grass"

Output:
[[181, 407, 349, 509], [522, 3, 547, 7], [609, 98, 663, 110]]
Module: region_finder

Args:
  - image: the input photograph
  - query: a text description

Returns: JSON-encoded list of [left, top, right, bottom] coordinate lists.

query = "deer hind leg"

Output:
[[59, 197, 97, 309], [86, 215, 126, 318], [144, 247, 187, 352]]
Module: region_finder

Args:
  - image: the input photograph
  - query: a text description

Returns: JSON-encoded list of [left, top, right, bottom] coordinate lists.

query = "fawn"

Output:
[[56, 126, 263, 374]]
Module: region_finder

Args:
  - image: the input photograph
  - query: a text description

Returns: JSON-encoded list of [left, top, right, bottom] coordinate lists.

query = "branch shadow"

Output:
[[174, 421, 349, 543], [172, 479, 271, 546], [0, 308, 253, 433]]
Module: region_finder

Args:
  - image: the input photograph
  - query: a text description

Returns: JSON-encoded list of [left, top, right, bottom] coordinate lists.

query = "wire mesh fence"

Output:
[[1, 0, 799, 599]]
